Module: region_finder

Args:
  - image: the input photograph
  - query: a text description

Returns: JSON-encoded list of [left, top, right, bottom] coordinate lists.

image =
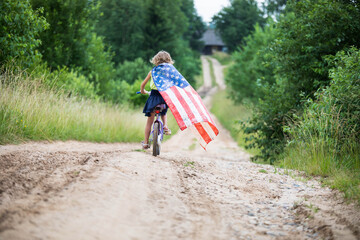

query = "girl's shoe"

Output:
[[164, 128, 172, 135], [141, 141, 150, 149]]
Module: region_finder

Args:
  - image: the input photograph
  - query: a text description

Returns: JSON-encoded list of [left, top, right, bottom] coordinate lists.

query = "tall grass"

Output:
[[281, 104, 360, 202], [211, 51, 232, 66], [0, 67, 177, 144], [281, 48, 360, 203], [211, 90, 260, 156], [206, 58, 217, 87]]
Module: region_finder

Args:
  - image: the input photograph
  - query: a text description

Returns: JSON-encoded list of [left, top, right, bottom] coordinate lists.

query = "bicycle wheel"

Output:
[[153, 122, 160, 156]]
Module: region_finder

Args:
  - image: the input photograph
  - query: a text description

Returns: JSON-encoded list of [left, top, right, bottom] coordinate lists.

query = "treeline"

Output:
[[1, 0, 205, 105], [216, 0, 360, 198]]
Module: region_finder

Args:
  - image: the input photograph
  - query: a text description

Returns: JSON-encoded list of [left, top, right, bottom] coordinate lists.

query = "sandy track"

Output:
[[0, 57, 359, 240]]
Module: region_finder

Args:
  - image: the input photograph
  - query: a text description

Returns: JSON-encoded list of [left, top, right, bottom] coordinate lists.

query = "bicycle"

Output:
[[137, 91, 165, 156]]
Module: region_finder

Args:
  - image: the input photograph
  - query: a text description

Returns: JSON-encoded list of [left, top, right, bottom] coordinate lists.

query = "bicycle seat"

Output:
[[154, 104, 166, 113]]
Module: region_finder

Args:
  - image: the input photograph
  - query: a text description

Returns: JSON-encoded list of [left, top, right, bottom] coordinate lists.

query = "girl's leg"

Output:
[[144, 113, 155, 144], [161, 114, 168, 130]]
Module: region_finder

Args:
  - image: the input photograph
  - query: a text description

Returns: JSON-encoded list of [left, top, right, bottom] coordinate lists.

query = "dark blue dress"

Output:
[[143, 90, 168, 117]]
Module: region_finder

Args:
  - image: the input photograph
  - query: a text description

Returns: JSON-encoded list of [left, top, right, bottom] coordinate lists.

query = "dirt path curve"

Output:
[[1, 57, 359, 240]]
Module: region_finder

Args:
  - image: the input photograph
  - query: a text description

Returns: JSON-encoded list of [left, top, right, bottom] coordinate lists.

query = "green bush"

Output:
[[244, 0, 360, 162], [281, 48, 360, 202], [226, 22, 276, 103], [287, 47, 360, 149], [0, 0, 48, 67], [115, 58, 150, 85], [82, 33, 116, 97]]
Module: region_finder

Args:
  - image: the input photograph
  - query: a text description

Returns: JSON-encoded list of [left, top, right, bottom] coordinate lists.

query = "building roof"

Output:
[[201, 29, 225, 46]]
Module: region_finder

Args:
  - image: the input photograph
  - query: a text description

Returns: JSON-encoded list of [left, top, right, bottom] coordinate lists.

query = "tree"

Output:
[[96, 0, 146, 64], [30, 0, 117, 97], [143, 0, 187, 60], [226, 21, 276, 103], [30, 0, 95, 69], [0, 0, 48, 67], [263, 0, 287, 16], [212, 0, 265, 52], [245, 0, 360, 162], [180, 0, 206, 52]]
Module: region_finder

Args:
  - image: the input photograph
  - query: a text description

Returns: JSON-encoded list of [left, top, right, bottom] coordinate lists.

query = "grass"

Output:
[[0, 67, 178, 144], [281, 139, 360, 203], [206, 58, 217, 87], [280, 101, 360, 203], [211, 51, 232, 66], [211, 90, 260, 156], [194, 68, 204, 90]]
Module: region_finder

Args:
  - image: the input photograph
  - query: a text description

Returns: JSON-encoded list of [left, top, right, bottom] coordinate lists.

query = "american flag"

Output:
[[152, 63, 219, 149]]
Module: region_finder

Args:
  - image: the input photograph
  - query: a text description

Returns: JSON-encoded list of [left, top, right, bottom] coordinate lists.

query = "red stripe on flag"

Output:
[[184, 87, 208, 122], [194, 122, 212, 144], [160, 91, 186, 130], [190, 87, 216, 125], [208, 122, 219, 136], [171, 87, 197, 123]]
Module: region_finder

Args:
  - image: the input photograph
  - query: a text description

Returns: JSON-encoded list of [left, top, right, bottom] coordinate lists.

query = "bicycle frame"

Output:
[[150, 113, 164, 143], [149, 105, 165, 144]]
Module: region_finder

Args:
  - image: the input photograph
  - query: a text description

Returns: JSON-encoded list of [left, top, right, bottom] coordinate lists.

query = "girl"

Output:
[[140, 50, 172, 149]]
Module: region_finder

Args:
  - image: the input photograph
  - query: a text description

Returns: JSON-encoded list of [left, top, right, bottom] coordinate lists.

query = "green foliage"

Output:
[[244, 0, 360, 162], [211, 52, 232, 66], [30, 0, 95, 69], [281, 48, 360, 203], [211, 90, 260, 156], [263, 0, 288, 16], [226, 21, 276, 103], [96, 0, 146, 64], [82, 33, 116, 96], [30, 0, 119, 100], [115, 58, 151, 85], [28, 61, 99, 99], [180, 0, 206, 52], [0, 66, 146, 144], [143, 0, 186, 59], [127, 79, 151, 107], [97, 0, 202, 87], [0, 0, 48, 67], [212, 0, 265, 52], [288, 48, 360, 149]]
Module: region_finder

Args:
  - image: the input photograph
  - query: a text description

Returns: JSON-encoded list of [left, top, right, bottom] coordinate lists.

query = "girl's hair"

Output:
[[150, 50, 174, 65]]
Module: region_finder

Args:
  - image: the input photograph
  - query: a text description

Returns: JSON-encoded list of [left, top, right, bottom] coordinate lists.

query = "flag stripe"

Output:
[[153, 63, 219, 149], [189, 125, 207, 148], [161, 91, 186, 130], [190, 87, 213, 124], [201, 122, 217, 139], [164, 87, 192, 128], [172, 86, 197, 124], [183, 87, 208, 123], [194, 122, 212, 144], [208, 122, 219, 136], [178, 87, 204, 123]]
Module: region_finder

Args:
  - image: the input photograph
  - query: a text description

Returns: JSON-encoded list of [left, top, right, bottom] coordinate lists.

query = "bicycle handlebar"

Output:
[[136, 91, 150, 95]]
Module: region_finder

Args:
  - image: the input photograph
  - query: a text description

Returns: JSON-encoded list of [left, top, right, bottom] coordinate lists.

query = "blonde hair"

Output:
[[150, 50, 174, 65]]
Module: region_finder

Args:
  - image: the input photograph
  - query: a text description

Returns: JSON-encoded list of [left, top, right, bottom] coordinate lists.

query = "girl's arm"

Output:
[[140, 71, 152, 94]]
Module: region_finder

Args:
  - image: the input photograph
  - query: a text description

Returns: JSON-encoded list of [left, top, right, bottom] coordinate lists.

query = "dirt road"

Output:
[[1, 57, 359, 240]]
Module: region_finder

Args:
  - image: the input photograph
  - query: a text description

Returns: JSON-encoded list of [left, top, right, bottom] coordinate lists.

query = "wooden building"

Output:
[[201, 28, 225, 55]]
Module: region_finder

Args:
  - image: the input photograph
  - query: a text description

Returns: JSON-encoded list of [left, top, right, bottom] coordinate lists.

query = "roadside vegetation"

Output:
[[211, 90, 260, 156], [0, 0, 199, 144], [0, 66, 178, 144], [212, 0, 360, 203], [211, 52, 232, 66]]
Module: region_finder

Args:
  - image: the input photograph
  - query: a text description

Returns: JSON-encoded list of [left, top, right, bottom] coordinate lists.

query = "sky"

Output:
[[194, 0, 266, 23]]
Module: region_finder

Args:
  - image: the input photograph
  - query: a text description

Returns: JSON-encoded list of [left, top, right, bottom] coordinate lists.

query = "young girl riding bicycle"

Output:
[[140, 51, 173, 149]]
